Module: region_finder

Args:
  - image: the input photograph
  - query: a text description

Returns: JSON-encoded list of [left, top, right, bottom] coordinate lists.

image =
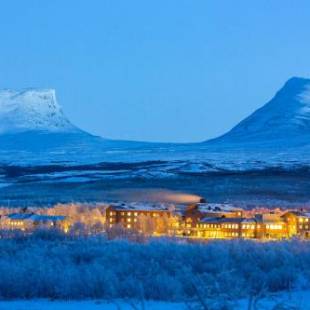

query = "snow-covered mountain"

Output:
[[0, 88, 154, 163], [0, 89, 80, 134], [1, 80, 310, 205], [207, 77, 310, 147], [1, 79, 310, 182]]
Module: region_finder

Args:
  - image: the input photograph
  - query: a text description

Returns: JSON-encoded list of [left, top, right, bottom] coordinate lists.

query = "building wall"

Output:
[[106, 207, 174, 235]]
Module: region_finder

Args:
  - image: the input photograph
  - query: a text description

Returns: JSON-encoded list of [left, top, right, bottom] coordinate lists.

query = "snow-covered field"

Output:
[[0, 291, 309, 310], [0, 300, 184, 310]]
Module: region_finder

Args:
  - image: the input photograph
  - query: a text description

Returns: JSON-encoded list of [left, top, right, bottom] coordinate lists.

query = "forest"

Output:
[[0, 230, 309, 309]]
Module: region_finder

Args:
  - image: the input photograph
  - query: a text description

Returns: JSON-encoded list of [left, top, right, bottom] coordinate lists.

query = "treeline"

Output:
[[0, 232, 309, 304]]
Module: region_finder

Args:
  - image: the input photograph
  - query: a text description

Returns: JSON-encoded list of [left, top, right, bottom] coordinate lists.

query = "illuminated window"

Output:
[[121, 212, 125, 216], [127, 212, 131, 216], [127, 224, 131, 229], [299, 218, 304, 223], [134, 212, 138, 216], [127, 218, 131, 222]]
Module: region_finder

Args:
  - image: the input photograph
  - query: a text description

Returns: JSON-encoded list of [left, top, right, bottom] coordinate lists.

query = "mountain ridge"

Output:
[[206, 76, 310, 147]]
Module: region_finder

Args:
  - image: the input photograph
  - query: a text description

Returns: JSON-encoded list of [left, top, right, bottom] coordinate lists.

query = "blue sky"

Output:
[[0, 1, 310, 142]]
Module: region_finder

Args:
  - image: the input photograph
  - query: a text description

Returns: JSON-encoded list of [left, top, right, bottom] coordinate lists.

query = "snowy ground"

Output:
[[0, 300, 185, 310], [0, 291, 310, 310]]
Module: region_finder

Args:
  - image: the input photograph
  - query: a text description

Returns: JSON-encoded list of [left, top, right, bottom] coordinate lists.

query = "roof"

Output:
[[7, 213, 34, 220], [200, 217, 246, 224], [32, 215, 66, 221], [7, 213, 66, 221], [109, 202, 174, 212], [196, 203, 242, 213], [281, 210, 310, 218]]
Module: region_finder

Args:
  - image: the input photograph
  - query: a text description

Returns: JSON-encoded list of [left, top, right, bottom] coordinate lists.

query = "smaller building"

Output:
[[196, 217, 243, 239], [182, 203, 242, 226], [195, 212, 288, 240], [1, 213, 67, 231]]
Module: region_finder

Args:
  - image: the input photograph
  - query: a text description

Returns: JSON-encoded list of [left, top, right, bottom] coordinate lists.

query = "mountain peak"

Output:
[[285, 76, 310, 84], [0, 88, 80, 134], [279, 76, 310, 97], [208, 77, 310, 146]]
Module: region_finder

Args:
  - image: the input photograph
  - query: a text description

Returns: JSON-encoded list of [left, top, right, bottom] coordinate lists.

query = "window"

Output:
[[134, 212, 138, 216], [127, 224, 131, 229], [127, 218, 131, 222]]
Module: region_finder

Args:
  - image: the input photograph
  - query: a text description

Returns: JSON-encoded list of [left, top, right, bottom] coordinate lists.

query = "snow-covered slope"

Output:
[[207, 77, 310, 147], [0, 89, 80, 134]]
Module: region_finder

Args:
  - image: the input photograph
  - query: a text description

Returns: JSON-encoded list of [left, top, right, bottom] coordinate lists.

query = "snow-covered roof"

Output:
[[200, 217, 245, 224], [196, 203, 242, 213], [109, 202, 174, 212], [7, 213, 66, 221], [281, 210, 310, 218]]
